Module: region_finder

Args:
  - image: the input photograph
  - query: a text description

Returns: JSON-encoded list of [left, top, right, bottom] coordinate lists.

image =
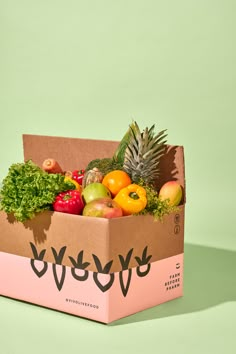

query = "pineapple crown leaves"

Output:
[[84, 120, 167, 179], [129, 121, 167, 154], [123, 121, 168, 184]]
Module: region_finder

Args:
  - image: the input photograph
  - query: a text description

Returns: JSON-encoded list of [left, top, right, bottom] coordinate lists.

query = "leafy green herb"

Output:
[[136, 181, 178, 220], [0, 160, 75, 222]]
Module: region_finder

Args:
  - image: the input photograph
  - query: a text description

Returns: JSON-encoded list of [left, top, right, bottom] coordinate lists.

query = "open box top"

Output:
[[0, 133, 186, 323], [22, 134, 186, 200], [0, 134, 186, 273]]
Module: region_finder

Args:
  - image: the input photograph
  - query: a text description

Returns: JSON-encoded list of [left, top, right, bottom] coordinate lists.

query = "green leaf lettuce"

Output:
[[0, 160, 75, 222]]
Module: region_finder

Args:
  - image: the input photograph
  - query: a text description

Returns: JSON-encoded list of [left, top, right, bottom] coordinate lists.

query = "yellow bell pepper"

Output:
[[114, 184, 147, 215], [64, 176, 82, 192]]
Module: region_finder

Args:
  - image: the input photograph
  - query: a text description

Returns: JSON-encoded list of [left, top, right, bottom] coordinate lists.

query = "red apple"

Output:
[[82, 197, 123, 218], [159, 181, 183, 206], [82, 182, 111, 204]]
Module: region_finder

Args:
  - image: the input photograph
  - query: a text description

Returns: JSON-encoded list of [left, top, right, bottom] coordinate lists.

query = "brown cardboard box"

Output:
[[0, 134, 185, 323]]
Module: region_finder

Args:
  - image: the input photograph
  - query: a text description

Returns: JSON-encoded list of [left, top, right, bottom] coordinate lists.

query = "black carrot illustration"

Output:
[[51, 246, 67, 291], [92, 254, 114, 292], [30, 242, 48, 278], [135, 246, 152, 277], [118, 248, 134, 297], [69, 251, 90, 281]]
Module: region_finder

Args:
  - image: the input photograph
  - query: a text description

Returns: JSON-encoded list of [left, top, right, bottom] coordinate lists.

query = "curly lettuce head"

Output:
[[0, 160, 75, 222]]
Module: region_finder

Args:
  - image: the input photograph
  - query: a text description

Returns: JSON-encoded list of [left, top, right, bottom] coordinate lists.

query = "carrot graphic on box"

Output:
[[29, 242, 48, 278], [118, 248, 134, 297], [51, 246, 67, 291], [135, 246, 152, 277], [92, 255, 114, 292], [69, 250, 90, 281]]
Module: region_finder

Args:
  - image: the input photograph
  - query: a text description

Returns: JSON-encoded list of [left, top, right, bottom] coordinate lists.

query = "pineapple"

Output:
[[84, 120, 167, 185], [123, 122, 167, 184]]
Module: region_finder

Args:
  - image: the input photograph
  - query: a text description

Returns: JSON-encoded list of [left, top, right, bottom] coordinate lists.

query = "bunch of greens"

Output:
[[0, 160, 75, 222], [136, 181, 178, 220]]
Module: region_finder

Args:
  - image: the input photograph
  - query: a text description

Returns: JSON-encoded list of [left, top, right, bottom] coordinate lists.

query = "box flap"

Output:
[[22, 134, 186, 201], [23, 134, 119, 172]]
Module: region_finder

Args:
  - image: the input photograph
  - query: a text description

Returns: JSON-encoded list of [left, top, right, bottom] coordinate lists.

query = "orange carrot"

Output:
[[42, 158, 63, 174]]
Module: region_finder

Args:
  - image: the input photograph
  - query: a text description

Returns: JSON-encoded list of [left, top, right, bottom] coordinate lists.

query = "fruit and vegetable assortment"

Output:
[[0, 121, 183, 222]]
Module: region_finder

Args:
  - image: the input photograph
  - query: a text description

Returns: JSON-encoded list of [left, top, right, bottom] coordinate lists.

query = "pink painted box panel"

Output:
[[0, 251, 183, 323]]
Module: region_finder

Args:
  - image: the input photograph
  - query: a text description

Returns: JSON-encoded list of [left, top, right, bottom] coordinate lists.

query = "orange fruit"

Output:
[[102, 170, 131, 196]]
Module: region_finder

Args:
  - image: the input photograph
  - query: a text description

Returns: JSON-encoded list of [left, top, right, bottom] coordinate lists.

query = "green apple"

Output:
[[82, 183, 111, 204]]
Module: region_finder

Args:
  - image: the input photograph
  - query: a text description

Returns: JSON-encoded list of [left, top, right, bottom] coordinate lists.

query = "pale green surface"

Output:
[[0, 1, 235, 353]]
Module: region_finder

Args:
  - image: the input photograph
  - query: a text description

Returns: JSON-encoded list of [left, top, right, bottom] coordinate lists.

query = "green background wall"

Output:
[[0, 1, 235, 353]]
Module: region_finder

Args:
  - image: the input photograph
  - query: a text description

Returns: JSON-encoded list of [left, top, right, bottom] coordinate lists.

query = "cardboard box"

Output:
[[0, 134, 186, 323]]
